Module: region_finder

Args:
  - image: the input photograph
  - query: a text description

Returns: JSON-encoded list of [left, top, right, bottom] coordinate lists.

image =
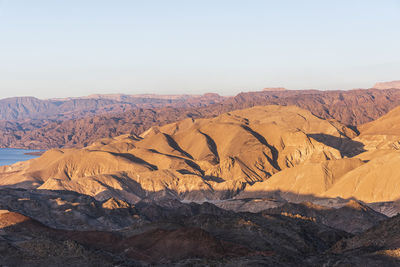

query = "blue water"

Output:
[[0, 148, 43, 166]]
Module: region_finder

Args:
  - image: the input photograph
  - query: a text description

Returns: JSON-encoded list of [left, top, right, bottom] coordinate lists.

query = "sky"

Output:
[[0, 0, 399, 99]]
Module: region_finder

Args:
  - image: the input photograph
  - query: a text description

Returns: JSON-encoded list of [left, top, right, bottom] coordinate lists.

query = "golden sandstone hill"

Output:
[[241, 105, 400, 204], [0, 105, 354, 203], [1, 104, 400, 206]]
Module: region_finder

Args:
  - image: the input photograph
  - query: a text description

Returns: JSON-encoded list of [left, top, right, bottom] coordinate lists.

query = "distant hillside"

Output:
[[0, 96, 133, 121], [0, 93, 224, 121], [222, 88, 400, 126], [2, 88, 400, 149]]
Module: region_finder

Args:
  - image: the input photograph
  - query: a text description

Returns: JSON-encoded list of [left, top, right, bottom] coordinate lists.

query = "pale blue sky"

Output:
[[0, 0, 399, 99]]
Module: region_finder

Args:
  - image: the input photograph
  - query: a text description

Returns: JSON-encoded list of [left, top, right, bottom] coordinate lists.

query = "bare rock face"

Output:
[[374, 80, 400, 90]]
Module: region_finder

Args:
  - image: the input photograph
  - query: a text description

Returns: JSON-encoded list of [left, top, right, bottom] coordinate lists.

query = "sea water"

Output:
[[0, 148, 43, 166]]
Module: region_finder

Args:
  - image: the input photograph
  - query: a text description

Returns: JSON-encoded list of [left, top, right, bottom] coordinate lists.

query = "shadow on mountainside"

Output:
[[108, 152, 158, 170], [1, 188, 400, 266], [307, 133, 366, 157], [241, 125, 281, 171], [0, 180, 41, 190], [0, 187, 395, 228]]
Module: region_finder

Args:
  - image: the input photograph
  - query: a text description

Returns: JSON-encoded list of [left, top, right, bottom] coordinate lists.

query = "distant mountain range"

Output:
[[0, 93, 224, 121], [1, 87, 400, 149]]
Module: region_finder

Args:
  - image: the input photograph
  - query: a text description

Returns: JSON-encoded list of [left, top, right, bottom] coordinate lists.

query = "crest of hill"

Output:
[[239, 149, 400, 203], [323, 151, 400, 202], [262, 87, 287, 91], [358, 105, 400, 136], [82, 93, 224, 101], [0, 105, 354, 203], [355, 105, 400, 150]]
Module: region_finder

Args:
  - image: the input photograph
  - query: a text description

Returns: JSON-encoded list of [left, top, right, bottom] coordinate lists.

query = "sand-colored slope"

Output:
[[356, 105, 400, 150], [359, 106, 400, 135], [239, 158, 365, 201], [240, 148, 400, 204], [324, 151, 400, 202], [0, 105, 355, 202], [238, 104, 400, 203]]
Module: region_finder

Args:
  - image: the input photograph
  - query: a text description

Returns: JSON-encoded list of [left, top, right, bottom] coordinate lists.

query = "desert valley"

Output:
[[1, 81, 400, 266]]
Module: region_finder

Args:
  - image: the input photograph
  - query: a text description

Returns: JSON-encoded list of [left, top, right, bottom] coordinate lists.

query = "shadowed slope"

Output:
[[239, 158, 365, 201], [324, 151, 400, 202], [263, 200, 387, 234], [0, 189, 363, 266]]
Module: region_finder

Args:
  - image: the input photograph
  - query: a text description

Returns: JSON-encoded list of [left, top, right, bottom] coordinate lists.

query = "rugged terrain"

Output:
[[3, 104, 400, 206], [1, 188, 399, 266], [1, 87, 400, 265], [0, 93, 224, 149], [0, 93, 224, 121], [3, 88, 400, 149], [0, 188, 399, 266], [0, 105, 357, 202]]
